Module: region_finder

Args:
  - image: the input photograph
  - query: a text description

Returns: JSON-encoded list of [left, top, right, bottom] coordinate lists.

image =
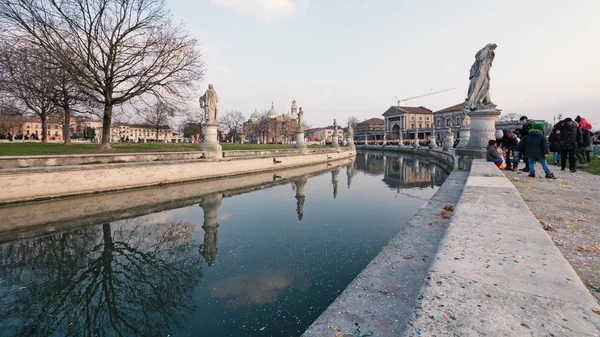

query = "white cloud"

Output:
[[219, 66, 232, 74], [211, 0, 310, 21]]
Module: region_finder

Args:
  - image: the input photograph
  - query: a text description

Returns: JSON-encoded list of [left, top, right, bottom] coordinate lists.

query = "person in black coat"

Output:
[[499, 129, 518, 170], [514, 116, 533, 171], [516, 124, 556, 178], [580, 128, 592, 163], [553, 117, 582, 172], [548, 129, 561, 165]]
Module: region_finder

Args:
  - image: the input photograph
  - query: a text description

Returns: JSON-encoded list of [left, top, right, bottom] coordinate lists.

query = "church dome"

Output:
[[267, 102, 278, 118], [250, 109, 260, 121]]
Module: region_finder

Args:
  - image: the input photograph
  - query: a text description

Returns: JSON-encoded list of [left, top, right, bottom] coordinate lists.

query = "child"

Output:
[[516, 123, 556, 179], [486, 139, 503, 169]]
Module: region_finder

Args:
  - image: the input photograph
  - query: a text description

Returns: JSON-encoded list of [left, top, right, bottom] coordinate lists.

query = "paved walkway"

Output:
[[407, 161, 600, 336], [506, 166, 600, 304]]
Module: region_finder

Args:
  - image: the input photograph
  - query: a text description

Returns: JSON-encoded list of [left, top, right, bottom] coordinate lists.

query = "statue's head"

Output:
[[486, 43, 497, 50], [208, 84, 214, 89]]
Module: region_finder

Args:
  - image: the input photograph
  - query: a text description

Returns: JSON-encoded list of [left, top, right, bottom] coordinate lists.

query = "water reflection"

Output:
[[0, 154, 447, 337], [331, 167, 340, 199], [199, 194, 222, 267], [356, 152, 447, 189], [294, 176, 307, 220], [0, 219, 203, 336]]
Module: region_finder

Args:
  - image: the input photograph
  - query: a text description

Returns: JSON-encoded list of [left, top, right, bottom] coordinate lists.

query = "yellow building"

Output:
[[108, 123, 174, 142]]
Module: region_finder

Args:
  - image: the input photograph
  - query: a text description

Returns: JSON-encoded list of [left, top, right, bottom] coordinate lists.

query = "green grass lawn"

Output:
[[0, 142, 328, 156], [548, 152, 600, 175]]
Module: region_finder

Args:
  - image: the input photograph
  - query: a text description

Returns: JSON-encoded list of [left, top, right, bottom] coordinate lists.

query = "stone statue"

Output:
[[199, 84, 218, 122], [297, 107, 304, 132], [333, 119, 337, 131], [463, 43, 497, 111], [348, 123, 354, 138]]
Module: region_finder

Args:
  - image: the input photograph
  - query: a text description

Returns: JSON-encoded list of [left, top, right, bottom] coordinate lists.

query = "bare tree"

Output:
[[347, 116, 359, 130], [252, 112, 271, 144], [220, 110, 245, 143], [0, 42, 57, 142], [500, 112, 522, 122], [139, 101, 174, 141], [0, 0, 205, 150]]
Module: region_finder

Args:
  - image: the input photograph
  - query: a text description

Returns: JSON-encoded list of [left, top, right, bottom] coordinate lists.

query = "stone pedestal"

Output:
[[346, 134, 355, 150], [200, 122, 222, 160], [457, 125, 471, 149], [456, 107, 501, 169], [331, 135, 340, 148], [443, 128, 454, 152], [412, 138, 419, 149], [428, 135, 437, 149], [294, 131, 307, 154]]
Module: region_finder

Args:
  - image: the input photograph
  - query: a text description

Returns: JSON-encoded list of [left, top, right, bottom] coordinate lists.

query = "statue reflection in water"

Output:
[[0, 217, 204, 336], [294, 176, 307, 220], [346, 159, 356, 189], [331, 167, 340, 199], [199, 193, 223, 267]]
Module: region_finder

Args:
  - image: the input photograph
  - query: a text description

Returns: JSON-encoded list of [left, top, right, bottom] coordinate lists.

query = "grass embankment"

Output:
[[547, 152, 600, 175], [0, 142, 327, 156]]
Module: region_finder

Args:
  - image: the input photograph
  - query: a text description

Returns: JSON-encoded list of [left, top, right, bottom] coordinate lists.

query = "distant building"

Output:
[[310, 126, 344, 143], [0, 114, 64, 140], [355, 118, 384, 141], [243, 100, 298, 144], [105, 123, 174, 142], [382, 106, 434, 140]]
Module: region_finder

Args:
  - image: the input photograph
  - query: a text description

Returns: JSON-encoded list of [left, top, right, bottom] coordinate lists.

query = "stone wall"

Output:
[[0, 149, 355, 204], [0, 158, 353, 242], [0, 148, 337, 169]]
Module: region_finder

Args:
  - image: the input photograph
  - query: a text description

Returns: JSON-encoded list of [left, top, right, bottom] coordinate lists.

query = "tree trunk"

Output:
[[100, 103, 113, 150], [40, 113, 48, 143], [63, 102, 72, 145]]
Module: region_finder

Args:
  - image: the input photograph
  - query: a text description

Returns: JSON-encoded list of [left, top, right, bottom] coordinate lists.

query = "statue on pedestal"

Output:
[[333, 119, 338, 132], [199, 84, 218, 122], [297, 107, 304, 132], [463, 43, 497, 111]]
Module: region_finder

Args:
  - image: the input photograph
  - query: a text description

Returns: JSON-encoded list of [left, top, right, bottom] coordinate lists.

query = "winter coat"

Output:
[[516, 129, 549, 160], [548, 132, 560, 152], [500, 133, 518, 150], [581, 128, 592, 147], [486, 145, 500, 161], [554, 120, 582, 151], [516, 123, 532, 138]]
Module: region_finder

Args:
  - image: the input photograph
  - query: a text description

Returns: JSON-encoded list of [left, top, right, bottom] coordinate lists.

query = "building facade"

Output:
[[0, 115, 65, 140], [107, 123, 174, 143], [381, 106, 434, 140], [243, 100, 299, 144], [310, 126, 344, 143], [355, 118, 384, 141]]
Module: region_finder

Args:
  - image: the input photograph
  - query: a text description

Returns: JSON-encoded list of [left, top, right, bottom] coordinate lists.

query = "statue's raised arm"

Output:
[[463, 43, 497, 111]]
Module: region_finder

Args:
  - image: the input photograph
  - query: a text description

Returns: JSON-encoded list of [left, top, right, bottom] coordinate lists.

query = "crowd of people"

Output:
[[487, 115, 599, 179]]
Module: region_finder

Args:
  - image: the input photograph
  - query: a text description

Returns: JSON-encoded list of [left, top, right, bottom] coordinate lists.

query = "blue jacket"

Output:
[[517, 129, 549, 160]]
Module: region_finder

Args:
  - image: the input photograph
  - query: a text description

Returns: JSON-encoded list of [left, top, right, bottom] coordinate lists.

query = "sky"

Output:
[[166, 0, 600, 129]]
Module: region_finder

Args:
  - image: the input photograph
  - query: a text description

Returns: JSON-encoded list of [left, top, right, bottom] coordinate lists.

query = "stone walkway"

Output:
[[506, 166, 600, 304]]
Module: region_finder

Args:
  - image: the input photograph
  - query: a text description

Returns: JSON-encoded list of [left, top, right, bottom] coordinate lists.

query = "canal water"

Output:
[[0, 152, 448, 337]]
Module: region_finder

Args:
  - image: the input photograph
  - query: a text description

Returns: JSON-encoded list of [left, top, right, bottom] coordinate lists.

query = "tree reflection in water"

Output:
[[0, 218, 203, 337]]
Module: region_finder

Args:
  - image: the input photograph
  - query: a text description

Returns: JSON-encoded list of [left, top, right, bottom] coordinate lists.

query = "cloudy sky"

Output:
[[166, 0, 600, 128]]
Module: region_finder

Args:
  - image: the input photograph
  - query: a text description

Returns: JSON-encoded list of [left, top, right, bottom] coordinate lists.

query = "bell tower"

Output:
[[291, 98, 298, 119]]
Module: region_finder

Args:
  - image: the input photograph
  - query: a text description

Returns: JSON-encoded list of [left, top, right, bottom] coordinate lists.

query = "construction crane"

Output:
[[395, 88, 455, 106]]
